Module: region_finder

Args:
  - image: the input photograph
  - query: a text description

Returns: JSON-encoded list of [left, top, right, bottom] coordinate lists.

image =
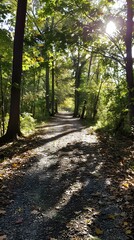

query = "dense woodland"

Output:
[[0, 0, 134, 142]]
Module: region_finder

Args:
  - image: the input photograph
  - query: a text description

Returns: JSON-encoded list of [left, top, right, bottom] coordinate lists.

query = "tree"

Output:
[[125, 0, 134, 125], [0, 0, 27, 143]]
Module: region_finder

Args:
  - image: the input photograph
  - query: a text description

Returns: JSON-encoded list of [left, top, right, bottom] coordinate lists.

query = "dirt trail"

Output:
[[0, 112, 133, 240]]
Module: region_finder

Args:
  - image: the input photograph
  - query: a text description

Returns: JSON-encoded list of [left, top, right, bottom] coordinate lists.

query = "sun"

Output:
[[106, 21, 116, 36]]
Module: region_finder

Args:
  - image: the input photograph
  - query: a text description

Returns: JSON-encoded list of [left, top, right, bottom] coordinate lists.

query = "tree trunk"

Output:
[[92, 81, 102, 120], [92, 62, 102, 120], [0, 57, 5, 136], [73, 50, 80, 117], [45, 58, 50, 115], [87, 50, 93, 83], [81, 100, 87, 119], [125, 0, 134, 125], [74, 57, 86, 117], [51, 58, 55, 116], [0, 0, 27, 144]]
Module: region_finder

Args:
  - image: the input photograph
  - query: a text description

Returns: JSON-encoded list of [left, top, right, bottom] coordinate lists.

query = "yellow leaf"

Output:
[[122, 182, 129, 188], [85, 219, 91, 224], [0, 174, 4, 179], [95, 228, 103, 235], [125, 229, 132, 235], [123, 221, 128, 226], [17, 208, 22, 212], [12, 163, 18, 168]]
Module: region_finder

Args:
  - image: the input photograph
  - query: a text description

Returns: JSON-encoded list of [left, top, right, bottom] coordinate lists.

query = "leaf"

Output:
[[0, 235, 7, 240], [125, 229, 132, 235], [95, 228, 103, 235], [123, 221, 129, 226], [31, 210, 39, 215], [107, 214, 116, 220], [12, 163, 18, 168], [17, 208, 23, 212], [0, 210, 6, 215], [122, 182, 129, 188], [120, 212, 126, 217], [15, 217, 23, 224], [0, 174, 4, 179], [85, 219, 92, 224]]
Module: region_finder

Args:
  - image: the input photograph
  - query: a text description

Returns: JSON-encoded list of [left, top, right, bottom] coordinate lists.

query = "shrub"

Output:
[[20, 112, 36, 135]]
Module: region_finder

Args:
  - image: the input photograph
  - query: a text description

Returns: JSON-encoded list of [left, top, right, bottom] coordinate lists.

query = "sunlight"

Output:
[[132, 46, 134, 58], [106, 21, 116, 36]]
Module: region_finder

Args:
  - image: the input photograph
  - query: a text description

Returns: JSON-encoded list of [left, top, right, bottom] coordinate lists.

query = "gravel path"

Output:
[[0, 112, 132, 240]]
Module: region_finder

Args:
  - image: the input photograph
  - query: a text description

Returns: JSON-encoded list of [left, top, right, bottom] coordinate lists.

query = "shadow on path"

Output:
[[0, 112, 133, 240]]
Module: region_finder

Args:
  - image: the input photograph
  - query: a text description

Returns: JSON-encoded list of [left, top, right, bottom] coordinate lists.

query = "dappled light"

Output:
[[0, 113, 133, 239], [0, 0, 134, 239]]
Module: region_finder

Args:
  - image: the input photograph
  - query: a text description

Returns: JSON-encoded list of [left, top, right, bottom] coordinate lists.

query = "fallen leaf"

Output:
[[0, 235, 7, 240], [107, 214, 116, 220], [31, 210, 39, 215], [1, 185, 7, 190], [0, 174, 4, 179], [12, 163, 18, 168], [125, 229, 132, 235], [95, 228, 103, 235], [123, 221, 129, 226], [122, 182, 129, 188], [0, 210, 6, 215], [91, 192, 101, 197], [85, 219, 92, 224], [17, 208, 23, 212], [15, 217, 23, 224], [120, 212, 126, 217]]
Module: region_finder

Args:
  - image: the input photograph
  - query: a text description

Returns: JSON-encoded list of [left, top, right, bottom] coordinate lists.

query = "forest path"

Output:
[[0, 112, 133, 240]]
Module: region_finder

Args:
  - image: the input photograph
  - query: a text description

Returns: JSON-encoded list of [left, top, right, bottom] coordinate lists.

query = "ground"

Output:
[[0, 112, 134, 240]]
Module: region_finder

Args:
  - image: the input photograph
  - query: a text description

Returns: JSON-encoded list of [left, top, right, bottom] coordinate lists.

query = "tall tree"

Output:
[[0, 0, 27, 143], [125, 0, 134, 124], [0, 56, 5, 135]]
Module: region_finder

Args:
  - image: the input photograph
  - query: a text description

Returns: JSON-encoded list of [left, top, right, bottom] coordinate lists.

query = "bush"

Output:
[[20, 112, 36, 135]]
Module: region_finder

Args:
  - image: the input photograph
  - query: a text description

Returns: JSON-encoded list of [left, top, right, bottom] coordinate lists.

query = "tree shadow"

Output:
[[1, 140, 132, 239], [0, 114, 133, 239], [0, 115, 85, 159], [35, 140, 132, 240]]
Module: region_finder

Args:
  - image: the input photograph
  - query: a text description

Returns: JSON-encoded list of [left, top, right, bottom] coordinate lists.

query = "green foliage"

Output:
[[20, 113, 36, 135], [1, 0, 133, 137], [95, 76, 130, 133], [4, 113, 36, 135], [59, 97, 74, 112]]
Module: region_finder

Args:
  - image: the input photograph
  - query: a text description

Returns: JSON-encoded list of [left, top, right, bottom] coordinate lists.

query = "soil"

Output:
[[0, 112, 134, 240]]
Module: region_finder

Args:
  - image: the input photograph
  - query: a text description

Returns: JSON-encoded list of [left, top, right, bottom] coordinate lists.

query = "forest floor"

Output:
[[0, 112, 134, 240]]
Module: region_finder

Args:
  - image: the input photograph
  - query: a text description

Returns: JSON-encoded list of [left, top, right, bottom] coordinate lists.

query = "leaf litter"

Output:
[[0, 112, 134, 239]]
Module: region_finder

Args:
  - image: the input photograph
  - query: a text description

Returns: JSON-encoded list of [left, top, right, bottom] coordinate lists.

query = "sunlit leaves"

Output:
[[0, 2, 11, 22]]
